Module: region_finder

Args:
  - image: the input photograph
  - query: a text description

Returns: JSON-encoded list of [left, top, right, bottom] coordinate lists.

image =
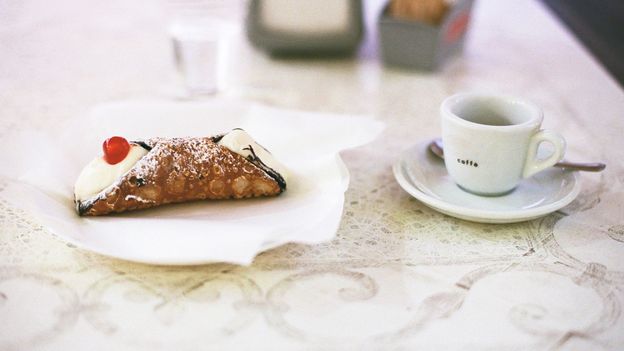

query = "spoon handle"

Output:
[[431, 138, 606, 172], [554, 161, 606, 172]]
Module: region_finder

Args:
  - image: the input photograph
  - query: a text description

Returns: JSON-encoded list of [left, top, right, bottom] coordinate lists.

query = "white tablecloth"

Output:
[[1, 0, 623, 349]]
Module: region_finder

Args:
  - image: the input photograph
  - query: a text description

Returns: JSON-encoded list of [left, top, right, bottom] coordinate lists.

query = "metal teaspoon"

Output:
[[428, 138, 606, 172]]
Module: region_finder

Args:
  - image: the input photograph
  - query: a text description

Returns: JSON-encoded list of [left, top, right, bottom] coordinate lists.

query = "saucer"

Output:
[[392, 142, 581, 223]]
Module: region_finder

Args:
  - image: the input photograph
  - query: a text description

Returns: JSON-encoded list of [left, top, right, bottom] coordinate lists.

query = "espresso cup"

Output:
[[440, 93, 566, 196]]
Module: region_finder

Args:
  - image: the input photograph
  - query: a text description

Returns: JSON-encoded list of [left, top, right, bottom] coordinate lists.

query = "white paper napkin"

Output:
[[0, 98, 384, 265]]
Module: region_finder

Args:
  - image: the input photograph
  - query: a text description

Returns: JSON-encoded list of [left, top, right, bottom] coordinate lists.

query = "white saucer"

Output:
[[393, 142, 581, 223]]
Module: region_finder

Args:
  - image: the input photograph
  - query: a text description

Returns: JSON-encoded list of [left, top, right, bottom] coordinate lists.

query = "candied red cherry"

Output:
[[102, 136, 130, 165]]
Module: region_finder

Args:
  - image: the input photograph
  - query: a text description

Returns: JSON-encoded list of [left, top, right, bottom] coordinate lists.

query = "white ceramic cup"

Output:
[[441, 93, 566, 196]]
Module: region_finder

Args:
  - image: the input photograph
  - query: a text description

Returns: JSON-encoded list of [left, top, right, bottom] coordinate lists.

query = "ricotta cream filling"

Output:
[[217, 129, 289, 182], [74, 145, 148, 201]]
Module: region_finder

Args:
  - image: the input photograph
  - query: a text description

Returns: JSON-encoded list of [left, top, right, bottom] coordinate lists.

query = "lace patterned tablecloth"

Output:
[[1, 0, 623, 350]]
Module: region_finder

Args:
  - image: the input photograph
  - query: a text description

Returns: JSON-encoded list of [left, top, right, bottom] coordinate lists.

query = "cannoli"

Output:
[[74, 129, 288, 216]]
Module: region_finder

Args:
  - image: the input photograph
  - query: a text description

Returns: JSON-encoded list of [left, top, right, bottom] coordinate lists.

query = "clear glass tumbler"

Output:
[[170, 18, 224, 96], [168, 0, 241, 97]]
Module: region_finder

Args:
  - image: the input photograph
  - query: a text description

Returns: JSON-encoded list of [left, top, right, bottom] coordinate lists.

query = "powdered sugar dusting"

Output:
[[76, 135, 286, 215], [124, 195, 154, 203], [133, 137, 241, 181]]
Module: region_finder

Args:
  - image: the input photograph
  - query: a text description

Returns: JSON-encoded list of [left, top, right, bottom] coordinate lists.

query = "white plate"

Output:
[[393, 142, 581, 223], [0, 99, 384, 265]]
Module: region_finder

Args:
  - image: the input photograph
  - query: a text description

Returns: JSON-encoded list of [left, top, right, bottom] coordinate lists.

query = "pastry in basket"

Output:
[[73, 129, 288, 216]]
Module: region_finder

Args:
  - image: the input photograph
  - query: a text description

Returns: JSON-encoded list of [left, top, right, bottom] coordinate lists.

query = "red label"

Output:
[[445, 12, 470, 44]]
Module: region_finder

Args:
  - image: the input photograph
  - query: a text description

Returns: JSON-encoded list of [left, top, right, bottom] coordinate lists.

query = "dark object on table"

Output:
[[246, 0, 364, 57], [379, 0, 475, 70], [541, 0, 624, 89]]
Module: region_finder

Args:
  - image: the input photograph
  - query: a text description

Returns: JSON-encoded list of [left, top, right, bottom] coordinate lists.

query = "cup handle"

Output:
[[523, 130, 566, 178]]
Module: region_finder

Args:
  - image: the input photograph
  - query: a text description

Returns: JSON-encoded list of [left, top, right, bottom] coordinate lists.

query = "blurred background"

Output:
[[163, 0, 624, 95], [1, 0, 621, 109], [542, 0, 624, 88]]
